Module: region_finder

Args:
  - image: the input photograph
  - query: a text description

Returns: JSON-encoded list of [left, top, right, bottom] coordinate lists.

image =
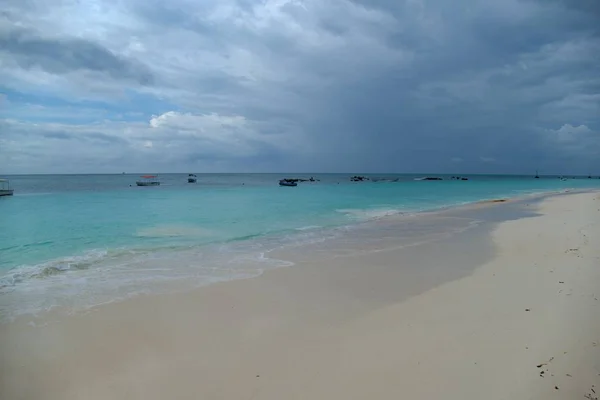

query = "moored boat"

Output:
[[0, 179, 14, 196], [279, 179, 297, 187], [136, 175, 160, 186]]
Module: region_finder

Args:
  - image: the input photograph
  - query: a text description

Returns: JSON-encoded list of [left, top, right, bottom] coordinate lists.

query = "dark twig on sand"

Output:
[[536, 357, 554, 368]]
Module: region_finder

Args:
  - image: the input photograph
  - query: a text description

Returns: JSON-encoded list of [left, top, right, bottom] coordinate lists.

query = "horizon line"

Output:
[[1, 172, 596, 177]]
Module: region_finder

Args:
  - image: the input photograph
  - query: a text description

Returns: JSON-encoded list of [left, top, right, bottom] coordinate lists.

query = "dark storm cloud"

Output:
[[290, 0, 600, 173], [0, 27, 154, 85], [0, 0, 598, 174]]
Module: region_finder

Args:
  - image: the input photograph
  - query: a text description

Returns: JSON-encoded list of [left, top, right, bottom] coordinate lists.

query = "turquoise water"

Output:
[[1, 173, 599, 317]]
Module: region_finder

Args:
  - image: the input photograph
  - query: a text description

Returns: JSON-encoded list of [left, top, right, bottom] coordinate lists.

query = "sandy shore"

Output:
[[1, 191, 599, 399]]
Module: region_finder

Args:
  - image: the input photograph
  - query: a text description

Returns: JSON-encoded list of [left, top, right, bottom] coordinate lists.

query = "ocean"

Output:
[[1, 173, 599, 318]]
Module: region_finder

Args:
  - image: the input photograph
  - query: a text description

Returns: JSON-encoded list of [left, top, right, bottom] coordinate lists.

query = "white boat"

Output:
[[136, 175, 160, 186], [0, 179, 13, 196]]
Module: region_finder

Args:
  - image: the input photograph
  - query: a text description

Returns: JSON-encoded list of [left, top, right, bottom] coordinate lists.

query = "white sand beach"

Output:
[[1, 191, 599, 400]]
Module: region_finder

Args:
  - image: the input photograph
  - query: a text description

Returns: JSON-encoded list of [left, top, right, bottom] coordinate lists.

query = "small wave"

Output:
[[0, 241, 54, 253], [136, 224, 214, 238], [0, 222, 349, 320], [227, 251, 295, 269], [336, 208, 403, 220], [295, 225, 322, 231], [0, 249, 110, 288]]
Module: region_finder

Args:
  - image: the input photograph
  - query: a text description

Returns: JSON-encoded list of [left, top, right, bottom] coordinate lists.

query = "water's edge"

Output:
[[1, 187, 588, 321]]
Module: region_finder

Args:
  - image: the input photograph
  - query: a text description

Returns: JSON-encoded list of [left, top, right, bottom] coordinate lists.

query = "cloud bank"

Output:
[[1, 0, 598, 174]]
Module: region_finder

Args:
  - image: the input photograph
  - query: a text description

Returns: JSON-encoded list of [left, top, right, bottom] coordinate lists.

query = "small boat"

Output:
[[0, 179, 14, 196], [279, 179, 297, 187], [188, 174, 197, 183], [534, 170, 540, 179], [136, 175, 160, 186]]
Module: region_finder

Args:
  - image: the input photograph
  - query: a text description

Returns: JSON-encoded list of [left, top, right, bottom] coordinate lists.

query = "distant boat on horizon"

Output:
[[0, 178, 14, 196], [279, 179, 297, 187], [534, 170, 540, 179], [136, 175, 160, 186]]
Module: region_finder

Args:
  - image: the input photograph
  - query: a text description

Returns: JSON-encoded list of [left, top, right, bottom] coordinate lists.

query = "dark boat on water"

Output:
[[279, 179, 297, 187], [188, 174, 197, 183]]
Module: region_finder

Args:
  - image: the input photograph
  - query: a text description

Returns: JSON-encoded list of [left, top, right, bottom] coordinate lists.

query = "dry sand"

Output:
[[1, 192, 599, 400]]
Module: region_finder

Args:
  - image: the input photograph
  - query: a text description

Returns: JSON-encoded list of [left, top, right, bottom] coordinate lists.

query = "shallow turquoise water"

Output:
[[1, 173, 599, 317]]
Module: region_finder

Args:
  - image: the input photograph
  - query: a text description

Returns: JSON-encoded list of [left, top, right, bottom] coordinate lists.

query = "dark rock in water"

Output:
[[421, 177, 443, 181], [350, 175, 369, 182], [461, 177, 468, 181]]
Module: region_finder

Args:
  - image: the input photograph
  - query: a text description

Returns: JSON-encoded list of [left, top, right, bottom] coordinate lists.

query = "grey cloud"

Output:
[[0, 0, 599, 174], [531, 0, 600, 17], [0, 27, 154, 85], [42, 132, 70, 140], [42, 131, 127, 144], [84, 132, 129, 144]]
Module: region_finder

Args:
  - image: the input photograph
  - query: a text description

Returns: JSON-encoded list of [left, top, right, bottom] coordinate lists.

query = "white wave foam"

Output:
[[336, 208, 403, 220], [0, 249, 110, 288], [0, 229, 330, 320], [295, 225, 322, 231]]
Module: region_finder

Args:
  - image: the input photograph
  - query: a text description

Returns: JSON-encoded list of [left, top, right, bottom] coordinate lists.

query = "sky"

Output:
[[0, 0, 599, 174]]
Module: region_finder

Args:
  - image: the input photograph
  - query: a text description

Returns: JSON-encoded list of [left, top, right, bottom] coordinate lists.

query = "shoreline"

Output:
[[1, 191, 599, 399], [0, 187, 587, 322]]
